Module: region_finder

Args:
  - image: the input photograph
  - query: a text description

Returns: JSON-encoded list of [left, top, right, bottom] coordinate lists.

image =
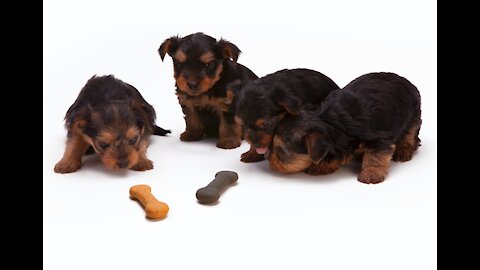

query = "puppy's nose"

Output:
[[187, 82, 198, 91], [117, 159, 129, 168]]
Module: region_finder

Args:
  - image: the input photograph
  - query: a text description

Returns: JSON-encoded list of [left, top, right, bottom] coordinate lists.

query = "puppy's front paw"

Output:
[[217, 138, 241, 149], [241, 149, 265, 163], [180, 130, 204, 141], [131, 158, 153, 171], [54, 159, 81, 174], [358, 168, 386, 184]]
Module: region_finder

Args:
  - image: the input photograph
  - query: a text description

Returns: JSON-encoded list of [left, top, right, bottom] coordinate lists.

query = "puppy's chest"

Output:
[[176, 91, 234, 113]]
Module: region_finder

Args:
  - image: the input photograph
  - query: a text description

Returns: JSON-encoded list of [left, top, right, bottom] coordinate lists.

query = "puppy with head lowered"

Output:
[[159, 32, 258, 149], [268, 72, 422, 184], [233, 68, 340, 163], [54, 75, 170, 173]]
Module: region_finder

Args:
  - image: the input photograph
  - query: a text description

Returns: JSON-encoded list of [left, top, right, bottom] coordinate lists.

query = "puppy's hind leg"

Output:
[[54, 133, 90, 174], [392, 120, 422, 162]]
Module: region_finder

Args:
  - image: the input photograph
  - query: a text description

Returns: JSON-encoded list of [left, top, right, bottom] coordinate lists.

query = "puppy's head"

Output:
[[70, 101, 150, 170], [159, 32, 241, 96], [267, 113, 335, 173], [234, 81, 302, 155]]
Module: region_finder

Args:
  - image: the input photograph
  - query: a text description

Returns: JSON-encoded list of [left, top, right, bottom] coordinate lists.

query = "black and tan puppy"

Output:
[[233, 68, 340, 163], [268, 72, 422, 184], [158, 32, 258, 149], [54, 75, 170, 173]]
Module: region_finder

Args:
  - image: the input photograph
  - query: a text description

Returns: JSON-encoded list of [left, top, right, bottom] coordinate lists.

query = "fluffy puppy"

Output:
[[233, 68, 340, 163], [158, 32, 258, 149], [54, 75, 170, 173], [268, 72, 422, 184]]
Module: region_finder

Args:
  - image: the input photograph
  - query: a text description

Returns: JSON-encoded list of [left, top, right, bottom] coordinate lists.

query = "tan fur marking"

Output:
[[54, 129, 91, 173], [200, 51, 215, 63], [217, 114, 242, 149], [358, 147, 394, 184], [174, 50, 187, 62], [393, 121, 421, 162]]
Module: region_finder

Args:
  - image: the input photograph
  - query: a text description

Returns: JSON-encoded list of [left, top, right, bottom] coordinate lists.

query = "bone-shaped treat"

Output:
[[196, 171, 238, 204], [130, 184, 169, 219]]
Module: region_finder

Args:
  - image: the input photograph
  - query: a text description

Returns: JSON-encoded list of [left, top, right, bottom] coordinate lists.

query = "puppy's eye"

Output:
[[205, 62, 215, 69], [174, 61, 184, 68], [128, 137, 138, 145], [98, 142, 110, 149], [261, 120, 272, 129]]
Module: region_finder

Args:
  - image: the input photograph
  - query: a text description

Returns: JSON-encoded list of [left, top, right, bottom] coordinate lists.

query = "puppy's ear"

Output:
[[227, 80, 244, 96], [272, 87, 301, 115], [218, 39, 241, 62], [130, 104, 148, 134], [304, 131, 329, 164], [74, 106, 97, 138], [158, 36, 180, 61]]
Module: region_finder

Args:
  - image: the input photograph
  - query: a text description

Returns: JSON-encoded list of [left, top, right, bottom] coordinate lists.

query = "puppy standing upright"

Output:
[[268, 72, 422, 184], [54, 75, 170, 173], [233, 68, 340, 162], [159, 32, 258, 149]]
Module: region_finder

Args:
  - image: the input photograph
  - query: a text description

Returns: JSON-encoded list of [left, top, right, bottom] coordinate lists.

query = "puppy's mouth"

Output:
[[178, 83, 208, 96], [176, 74, 220, 96], [247, 139, 272, 155], [255, 147, 268, 155]]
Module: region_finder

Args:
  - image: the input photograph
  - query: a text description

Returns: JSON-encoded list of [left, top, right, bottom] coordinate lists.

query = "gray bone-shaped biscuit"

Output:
[[196, 171, 238, 204]]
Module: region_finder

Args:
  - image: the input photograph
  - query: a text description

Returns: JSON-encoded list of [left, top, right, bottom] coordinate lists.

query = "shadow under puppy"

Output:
[[268, 72, 422, 184], [233, 68, 340, 163], [159, 32, 258, 149], [54, 75, 170, 173]]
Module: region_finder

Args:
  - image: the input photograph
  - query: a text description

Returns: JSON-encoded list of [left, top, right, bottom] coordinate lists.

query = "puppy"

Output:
[[54, 75, 170, 173], [233, 68, 340, 163], [158, 32, 258, 149], [268, 72, 422, 184]]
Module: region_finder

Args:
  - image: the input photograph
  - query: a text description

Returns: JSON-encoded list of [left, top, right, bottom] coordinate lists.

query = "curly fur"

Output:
[[54, 75, 170, 173], [233, 68, 340, 163], [159, 32, 257, 149], [268, 72, 422, 184]]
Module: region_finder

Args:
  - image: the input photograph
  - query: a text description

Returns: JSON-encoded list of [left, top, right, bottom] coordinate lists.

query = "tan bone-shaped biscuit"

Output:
[[130, 185, 169, 219]]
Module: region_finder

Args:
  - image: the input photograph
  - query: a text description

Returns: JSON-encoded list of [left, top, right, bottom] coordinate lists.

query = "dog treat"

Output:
[[130, 185, 169, 219], [196, 171, 238, 204]]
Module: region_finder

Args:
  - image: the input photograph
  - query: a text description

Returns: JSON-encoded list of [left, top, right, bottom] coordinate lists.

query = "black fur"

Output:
[[65, 75, 170, 138], [159, 32, 257, 149], [269, 72, 422, 182], [55, 75, 170, 173], [233, 68, 340, 162]]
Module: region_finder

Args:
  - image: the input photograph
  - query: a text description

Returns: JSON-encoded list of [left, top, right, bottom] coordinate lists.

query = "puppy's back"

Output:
[[70, 75, 141, 107], [321, 72, 421, 140], [64, 75, 159, 133], [344, 72, 421, 116]]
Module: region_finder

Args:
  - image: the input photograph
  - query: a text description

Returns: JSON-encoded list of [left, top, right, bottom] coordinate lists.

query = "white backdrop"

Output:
[[44, 1, 437, 269]]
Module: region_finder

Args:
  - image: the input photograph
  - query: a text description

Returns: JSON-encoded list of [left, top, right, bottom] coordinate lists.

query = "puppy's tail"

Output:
[[153, 125, 171, 136]]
